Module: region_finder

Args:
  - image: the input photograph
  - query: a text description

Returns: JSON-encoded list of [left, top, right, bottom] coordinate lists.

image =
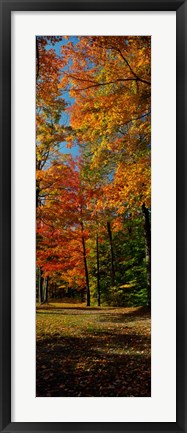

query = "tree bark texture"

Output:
[[38, 267, 42, 303], [96, 233, 101, 306], [107, 221, 115, 286], [80, 220, 90, 306], [43, 276, 49, 303], [36, 179, 40, 209], [142, 203, 151, 308]]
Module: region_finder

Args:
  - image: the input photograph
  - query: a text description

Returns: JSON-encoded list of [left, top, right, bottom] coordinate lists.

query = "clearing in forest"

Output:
[[36, 305, 151, 397]]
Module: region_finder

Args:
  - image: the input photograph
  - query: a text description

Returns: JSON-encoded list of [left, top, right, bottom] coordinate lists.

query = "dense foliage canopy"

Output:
[[36, 36, 151, 307]]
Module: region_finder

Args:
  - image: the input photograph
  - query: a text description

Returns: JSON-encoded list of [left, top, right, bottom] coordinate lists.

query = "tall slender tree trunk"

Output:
[[42, 277, 46, 303], [142, 203, 151, 308], [40, 271, 44, 304], [45, 277, 49, 303], [96, 233, 101, 306], [38, 267, 42, 303], [80, 220, 90, 306], [43, 276, 49, 303], [36, 178, 41, 301], [107, 221, 115, 286], [36, 179, 40, 209]]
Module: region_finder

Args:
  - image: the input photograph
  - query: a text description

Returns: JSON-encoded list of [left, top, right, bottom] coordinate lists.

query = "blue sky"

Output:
[[46, 36, 80, 159]]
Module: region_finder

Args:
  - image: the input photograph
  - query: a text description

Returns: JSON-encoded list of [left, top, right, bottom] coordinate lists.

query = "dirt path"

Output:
[[36, 306, 151, 397]]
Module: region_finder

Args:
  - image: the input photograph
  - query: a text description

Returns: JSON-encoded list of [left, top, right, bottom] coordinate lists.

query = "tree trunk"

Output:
[[36, 180, 41, 304], [42, 278, 46, 303], [45, 277, 48, 303], [142, 203, 151, 308], [43, 276, 49, 303], [36, 179, 40, 209], [96, 233, 101, 306], [80, 221, 90, 306], [40, 271, 44, 303], [107, 221, 115, 286], [38, 267, 42, 303]]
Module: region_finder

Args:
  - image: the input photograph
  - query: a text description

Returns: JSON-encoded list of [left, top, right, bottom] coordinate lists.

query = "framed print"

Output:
[[0, 0, 186, 432]]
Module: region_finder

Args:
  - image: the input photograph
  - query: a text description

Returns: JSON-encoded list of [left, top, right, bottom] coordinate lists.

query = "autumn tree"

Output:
[[36, 36, 151, 307], [36, 156, 93, 305], [36, 36, 67, 204], [59, 36, 151, 306], [36, 37, 69, 301]]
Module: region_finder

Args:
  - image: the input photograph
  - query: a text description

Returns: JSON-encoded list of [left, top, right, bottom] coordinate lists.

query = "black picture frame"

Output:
[[0, 1, 186, 432]]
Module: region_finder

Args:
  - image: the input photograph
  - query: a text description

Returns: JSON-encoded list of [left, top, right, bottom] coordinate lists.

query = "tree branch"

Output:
[[108, 46, 151, 86], [118, 111, 151, 134], [73, 77, 142, 92]]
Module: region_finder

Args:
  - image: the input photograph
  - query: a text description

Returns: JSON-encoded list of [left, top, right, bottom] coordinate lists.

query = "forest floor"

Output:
[[36, 304, 151, 397]]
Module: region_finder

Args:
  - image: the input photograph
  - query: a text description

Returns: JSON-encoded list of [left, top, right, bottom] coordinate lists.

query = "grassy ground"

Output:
[[36, 304, 151, 397]]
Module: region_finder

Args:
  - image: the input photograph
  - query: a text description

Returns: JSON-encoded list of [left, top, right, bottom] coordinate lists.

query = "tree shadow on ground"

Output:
[[36, 306, 150, 319], [97, 311, 150, 324], [36, 330, 151, 397]]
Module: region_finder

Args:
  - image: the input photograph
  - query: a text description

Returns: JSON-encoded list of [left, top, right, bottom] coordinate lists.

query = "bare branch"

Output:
[[108, 46, 151, 86], [119, 111, 151, 134], [73, 77, 141, 92]]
